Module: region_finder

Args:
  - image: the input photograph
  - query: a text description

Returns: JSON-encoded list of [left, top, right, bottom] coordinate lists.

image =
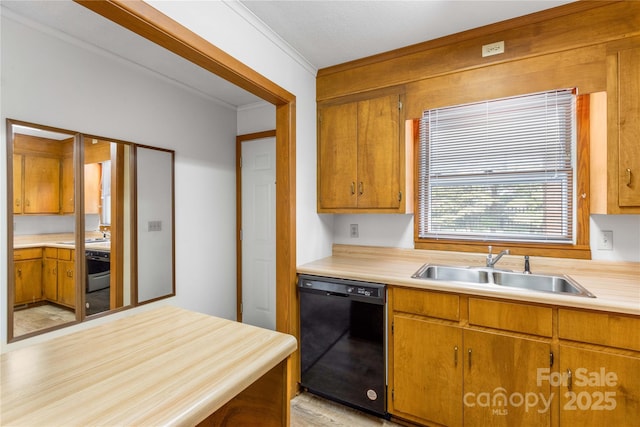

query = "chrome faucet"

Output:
[[486, 245, 510, 268]]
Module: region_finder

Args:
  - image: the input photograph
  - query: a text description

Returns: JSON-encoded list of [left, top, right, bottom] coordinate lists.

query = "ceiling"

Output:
[[2, 0, 574, 109]]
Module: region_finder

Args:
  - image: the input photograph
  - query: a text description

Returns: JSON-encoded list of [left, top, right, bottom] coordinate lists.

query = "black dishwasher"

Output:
[[298, 274, 387, 417]]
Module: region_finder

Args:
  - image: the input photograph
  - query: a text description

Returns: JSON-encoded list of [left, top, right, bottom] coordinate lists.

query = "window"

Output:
[[417, 89, 580, 248]]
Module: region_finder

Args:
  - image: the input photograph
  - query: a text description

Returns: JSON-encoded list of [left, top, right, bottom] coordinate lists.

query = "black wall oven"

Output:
[[298, 275, 387, 417]]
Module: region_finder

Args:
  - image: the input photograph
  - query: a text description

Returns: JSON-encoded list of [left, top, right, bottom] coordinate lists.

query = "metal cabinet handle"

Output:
[[358, 182, 364, 196], [25, 199, 30, 207], [468, 348, 472, 368], [17, 269, 22, 278], [15, 199, 21, 207], [626, 168, 632, 187], [350, 182, 355, 195], [454, 346, 458, 366], [567, 368, 573, 391]]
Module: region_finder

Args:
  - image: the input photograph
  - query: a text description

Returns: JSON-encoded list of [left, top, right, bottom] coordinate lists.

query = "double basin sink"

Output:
[[412, 264, 595, 298]]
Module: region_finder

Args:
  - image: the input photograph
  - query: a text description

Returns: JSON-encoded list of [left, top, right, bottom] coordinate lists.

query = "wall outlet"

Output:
[[598, 230, 613, 250], [349, 224, 359, 238], [482, 41, 505, 57]]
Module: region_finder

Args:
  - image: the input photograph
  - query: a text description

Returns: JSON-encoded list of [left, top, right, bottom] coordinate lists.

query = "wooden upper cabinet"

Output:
[[593, 46, 640, 214], [84, 163, 101, 215], [23, 155, 60, 214], [617, 47, 640, 208], [13, 154, 23, 214], [317, 93, 412, 213]]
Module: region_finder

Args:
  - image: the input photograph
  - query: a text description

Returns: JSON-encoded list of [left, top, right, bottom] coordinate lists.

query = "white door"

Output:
[[241, 137, 276, 330]]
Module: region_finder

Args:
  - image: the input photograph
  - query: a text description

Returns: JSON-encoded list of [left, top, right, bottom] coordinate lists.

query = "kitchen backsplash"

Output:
[[13, 214, 101, 236], [333, 214, 640, 262]]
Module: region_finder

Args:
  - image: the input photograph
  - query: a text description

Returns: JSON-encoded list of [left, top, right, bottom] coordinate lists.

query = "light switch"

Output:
[[148, 220, 162, 232]]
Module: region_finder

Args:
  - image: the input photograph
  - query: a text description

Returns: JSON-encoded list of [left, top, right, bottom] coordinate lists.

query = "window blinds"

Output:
[[418, 89, 576, 243]]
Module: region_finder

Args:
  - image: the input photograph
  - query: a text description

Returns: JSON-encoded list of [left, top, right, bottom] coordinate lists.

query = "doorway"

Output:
[[237, 131, 276, 329]]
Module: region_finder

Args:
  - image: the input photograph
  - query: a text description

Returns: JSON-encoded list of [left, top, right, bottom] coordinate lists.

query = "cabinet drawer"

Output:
[[469, 298, 552, 337], [58, 248, 73, 261], [393, 287, 459, 321], [558, 309, 640, 352], [44, 247, 58, 258], [14, 247, 43, 260]]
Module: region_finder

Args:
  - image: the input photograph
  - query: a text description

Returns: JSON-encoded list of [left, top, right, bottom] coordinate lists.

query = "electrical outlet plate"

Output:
[[482, 41, 505, 57], [598, 230, 613, 250], [349, 224, 359, 238]]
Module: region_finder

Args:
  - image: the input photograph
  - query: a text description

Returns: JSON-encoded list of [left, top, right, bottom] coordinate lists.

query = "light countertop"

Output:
[[1, 306, 297, 426], [297, 245, 640, 316]]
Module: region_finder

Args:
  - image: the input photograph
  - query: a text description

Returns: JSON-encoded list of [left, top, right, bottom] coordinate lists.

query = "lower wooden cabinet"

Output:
[[463, 330, 552, 426], [391, 315, 462, 426], [388, 288, 639, 427], [390, 314, 552, 426], [13, 248, 43, 305], [43, 247, 76, 309], [558, 345, 640, 426]]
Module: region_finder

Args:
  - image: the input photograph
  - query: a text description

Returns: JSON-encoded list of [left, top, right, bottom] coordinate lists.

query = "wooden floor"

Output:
[[291, 392, 402, 427]]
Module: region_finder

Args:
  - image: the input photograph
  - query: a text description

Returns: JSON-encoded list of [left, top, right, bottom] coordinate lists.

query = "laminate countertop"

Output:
[[297, 245, 640, 316], [1, 306, 297, 426]]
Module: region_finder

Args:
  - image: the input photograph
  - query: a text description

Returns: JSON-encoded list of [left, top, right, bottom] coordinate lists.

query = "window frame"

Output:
[[413, 93, 592, 259]]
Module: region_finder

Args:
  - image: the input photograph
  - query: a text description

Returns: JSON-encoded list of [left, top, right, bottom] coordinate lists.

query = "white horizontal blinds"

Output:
[[418, 89, 576, 243]]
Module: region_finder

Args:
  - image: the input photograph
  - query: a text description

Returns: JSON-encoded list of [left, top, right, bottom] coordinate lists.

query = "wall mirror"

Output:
[[7, 119, 175, 341]]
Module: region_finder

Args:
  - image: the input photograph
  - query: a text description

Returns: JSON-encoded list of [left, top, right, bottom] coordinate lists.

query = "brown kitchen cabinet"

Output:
[[13, 248, 43, 306], [317, 93, 412, 213], [558, 345, 640, 426], [389, 288, 553, 426], [61, 155, 74, 214], [12, 154, 23, 214], [42, 247, 76, 308], [557, 308, 640, 426], [592, 46, 640, 214], [57, 249, 76, 308], [391, 315, 463, 426], [23, 155, 61, 214]]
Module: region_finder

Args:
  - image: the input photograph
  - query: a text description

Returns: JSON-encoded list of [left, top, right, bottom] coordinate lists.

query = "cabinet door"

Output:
[[84, 163, 101, 214], [43, 258, 58, 301], [357, 94, 401, 209], [58, 260, 76, 308], [391, 315, 463, 426], [13, 154, 23, 214], [618, 47, 640, 207], [23, 156, 60, 214], [14, 259, 43, 305], [318, 102, 358, 209], [559, 345, 640, 426], [61, 156, 75, 214], [463, 330, 552, 426]]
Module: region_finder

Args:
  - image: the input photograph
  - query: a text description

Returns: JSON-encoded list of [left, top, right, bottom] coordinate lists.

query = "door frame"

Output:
[[236, 130, 277, 323], [77, 0, 298, 393]]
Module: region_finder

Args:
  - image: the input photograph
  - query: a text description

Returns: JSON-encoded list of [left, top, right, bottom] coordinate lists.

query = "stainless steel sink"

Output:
[[412, 265, 491, 284], [412, 264, 595, 298], [492, 271, 595, 297]]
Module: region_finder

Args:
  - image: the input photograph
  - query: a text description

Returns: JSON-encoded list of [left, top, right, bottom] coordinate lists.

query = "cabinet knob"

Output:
[[66, 270, 73, 278], [17, 269, 22, 278]]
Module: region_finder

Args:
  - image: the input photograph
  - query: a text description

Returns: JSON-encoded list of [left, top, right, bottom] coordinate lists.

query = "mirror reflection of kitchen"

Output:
[[11, 121, 132, 338]]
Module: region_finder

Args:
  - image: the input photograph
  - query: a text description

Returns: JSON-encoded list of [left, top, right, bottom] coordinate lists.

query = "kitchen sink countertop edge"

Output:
[[297, 245, 640, 316]]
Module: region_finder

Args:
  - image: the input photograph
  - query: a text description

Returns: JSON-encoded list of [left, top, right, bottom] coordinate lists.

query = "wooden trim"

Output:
[[75, 0, 298, 393], [317, 2, 640, 100], [75, 0, 293, 105], [318, 1, 611, 78], [235, 130, 277, 323]]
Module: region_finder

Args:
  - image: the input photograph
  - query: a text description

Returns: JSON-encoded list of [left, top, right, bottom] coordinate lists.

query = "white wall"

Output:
[[1, 11, 241, 351], [149, 1, 334, 267], [333, 213, 640, 262]]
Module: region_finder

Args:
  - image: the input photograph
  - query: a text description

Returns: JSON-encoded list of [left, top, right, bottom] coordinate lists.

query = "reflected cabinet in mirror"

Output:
[[6, 119, 175, 341]]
